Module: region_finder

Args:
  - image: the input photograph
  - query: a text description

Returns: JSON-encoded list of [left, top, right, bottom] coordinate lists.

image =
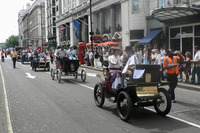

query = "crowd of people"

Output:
[[85, 45, 200, 86]]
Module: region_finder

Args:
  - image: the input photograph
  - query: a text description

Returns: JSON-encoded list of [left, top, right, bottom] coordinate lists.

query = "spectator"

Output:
[[89, 50, 94, 67], [151, 49, 157, 64], [99, 50, 104, 67], [154, 49, 162, 65], [160, 47, 166, 57], [184, 52, 191, 83], [137, 48, 143, 64], [143, 48, 148, 64], [190, 46, 200, 84], [104, 50, 109, 61], [94, 50, 99, 68], [177, 51, 185, 82]]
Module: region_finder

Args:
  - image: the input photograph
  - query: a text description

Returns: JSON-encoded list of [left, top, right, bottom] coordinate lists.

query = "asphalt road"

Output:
[[0, 57, 200, 133]]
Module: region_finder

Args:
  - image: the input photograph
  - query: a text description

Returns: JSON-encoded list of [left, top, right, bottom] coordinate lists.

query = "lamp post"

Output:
[[90, 0, 94, 53]]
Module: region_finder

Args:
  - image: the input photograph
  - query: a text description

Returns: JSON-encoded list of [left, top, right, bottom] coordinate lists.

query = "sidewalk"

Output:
[[81, 64, 200, 92]]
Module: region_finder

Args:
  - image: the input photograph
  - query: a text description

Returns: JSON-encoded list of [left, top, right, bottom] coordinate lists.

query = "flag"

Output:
[[74, 19, 80, 39]]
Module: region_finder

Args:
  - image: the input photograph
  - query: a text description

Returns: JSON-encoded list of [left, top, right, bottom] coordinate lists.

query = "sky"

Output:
[[0, 0, 34, 43]]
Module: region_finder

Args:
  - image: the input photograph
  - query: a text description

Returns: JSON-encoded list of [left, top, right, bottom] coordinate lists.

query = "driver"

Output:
[[57, 45, 68, 69]]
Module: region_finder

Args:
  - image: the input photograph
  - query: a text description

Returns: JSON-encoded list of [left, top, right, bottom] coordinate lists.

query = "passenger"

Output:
[[67, 45, 76, 60], [121, 46, 134, 66], [108, 47, 122, 90], [39, 52, 46, 61]]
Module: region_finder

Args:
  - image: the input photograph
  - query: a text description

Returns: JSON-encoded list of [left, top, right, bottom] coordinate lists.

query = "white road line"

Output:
[[87, 73, 97, 77], [70, 80, 94, 90], [46, 72, 51, 75], [145, 107, 200, 129], [0, 65, 14, 133], [71, 80, 200, 129]]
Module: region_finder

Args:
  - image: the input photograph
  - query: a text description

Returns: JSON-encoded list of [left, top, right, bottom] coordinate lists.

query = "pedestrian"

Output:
[[154, 49, 161, 65], [143, 48, 148, 64], [160, 47, 165, 57], [50, 50, 54, 64], [163, 49, 179, 103], [11, 49, 18, 68], [177, 51, 185, 82], [89, 50, 94, 67], [190, 46, 200, 84], [99, 50, 104, 67], [5, 50, 7, 58], [137, 48, 143, 64], [1, 50, 5, 62], [151, 49, 157, 64], [94, 50, 99, 68], [104, 50, 109, 61], [184, 52, 191, 83]]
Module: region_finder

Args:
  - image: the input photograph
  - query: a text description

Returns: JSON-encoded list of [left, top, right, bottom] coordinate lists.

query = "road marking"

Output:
[[22, 65, 28, 68], [25, 73, 36, 79], [70, 80, 94, 90], [46, 72, 51, 75], [0, 65, 14, 133], [145, 107, 200, 129], [70, 80, 200, 129]]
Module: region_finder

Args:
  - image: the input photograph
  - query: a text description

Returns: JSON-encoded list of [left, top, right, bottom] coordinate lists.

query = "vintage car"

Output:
[[51, 57, 87, 83], [94, 62, 171, 122]]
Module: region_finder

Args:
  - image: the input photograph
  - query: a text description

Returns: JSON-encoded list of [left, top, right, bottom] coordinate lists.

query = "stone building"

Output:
[[54, 0, 200, 57], [46, 0, 57, 48], [18, 0, 46, 50]]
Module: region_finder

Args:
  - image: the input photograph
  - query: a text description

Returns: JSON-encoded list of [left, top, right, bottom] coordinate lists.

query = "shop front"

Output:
[[152, 7, 200, 57]]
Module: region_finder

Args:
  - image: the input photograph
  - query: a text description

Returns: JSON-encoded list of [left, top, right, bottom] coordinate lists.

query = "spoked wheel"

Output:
[[74, 71, 78, 79], [57, 69, 62, 83], [51, 68, 55, 80], [81, 69, 86, 82], [154, 88, 171, 116], [94, 83, 105, 107], [117, 91, 132, 122]]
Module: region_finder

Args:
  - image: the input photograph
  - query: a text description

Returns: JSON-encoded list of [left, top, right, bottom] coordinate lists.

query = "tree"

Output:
[[5, 35, 19, 47]]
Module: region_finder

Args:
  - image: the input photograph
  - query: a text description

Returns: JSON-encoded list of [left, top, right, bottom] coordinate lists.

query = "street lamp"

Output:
[[90, 0, 94, 53]]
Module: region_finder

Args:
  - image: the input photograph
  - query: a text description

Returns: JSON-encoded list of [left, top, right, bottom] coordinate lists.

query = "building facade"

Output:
[[18, 0, 46, 50], [46, 0, 57, 49]]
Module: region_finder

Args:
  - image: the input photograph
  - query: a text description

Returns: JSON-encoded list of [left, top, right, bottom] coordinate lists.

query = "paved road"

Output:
[[0, 57, 200, 133]]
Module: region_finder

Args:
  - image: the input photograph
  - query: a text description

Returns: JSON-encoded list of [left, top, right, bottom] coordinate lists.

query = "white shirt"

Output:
[[160, 49, 165, 57], [108, 55, 122, 69], [154, 54, 162, 65], [194, 50, 200, 67], [89, 52, 93, 60], [122, 55, 139, 74]]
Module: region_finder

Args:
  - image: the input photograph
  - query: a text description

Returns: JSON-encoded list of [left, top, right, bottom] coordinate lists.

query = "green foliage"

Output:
[[116, 24, 122, 32], [73, 45, 77, 50], [5, 35, 19, 47], [134, 43, 140, 52]]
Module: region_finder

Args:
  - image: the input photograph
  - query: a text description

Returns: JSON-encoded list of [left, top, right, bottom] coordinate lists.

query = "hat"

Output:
[[125, 46, 132, 51]]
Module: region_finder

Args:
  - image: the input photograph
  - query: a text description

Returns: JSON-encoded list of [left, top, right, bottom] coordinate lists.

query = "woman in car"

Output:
[[108, 47, 122, 90]]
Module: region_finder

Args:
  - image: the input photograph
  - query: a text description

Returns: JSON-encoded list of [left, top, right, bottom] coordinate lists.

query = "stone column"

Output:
[[99, 9, 105, 35], [70, 20, 75, 45], [110, 5, 116, 37], [83, 16, 89, 43], [121, 0, 130, 50]]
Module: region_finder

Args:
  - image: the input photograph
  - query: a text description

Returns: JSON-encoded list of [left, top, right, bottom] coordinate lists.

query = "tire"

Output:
[[81, 69, 86, 82], [154, 88, 171, 116], [57, 69, 61, 83], [74, 71, 78, 79], [51, 68, 55, 80], [94, 83, 105, 107], [117, 91, 132, 122]]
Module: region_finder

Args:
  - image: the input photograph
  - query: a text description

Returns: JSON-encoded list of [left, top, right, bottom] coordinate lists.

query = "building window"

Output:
[[132, 0, 139, 12], [130, 30, 144, 39], [158, 0, 165, 8]]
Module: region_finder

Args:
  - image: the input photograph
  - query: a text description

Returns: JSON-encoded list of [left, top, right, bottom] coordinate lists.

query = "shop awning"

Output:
[[139, 29, 162, 44], [151, 7, 200, 23]]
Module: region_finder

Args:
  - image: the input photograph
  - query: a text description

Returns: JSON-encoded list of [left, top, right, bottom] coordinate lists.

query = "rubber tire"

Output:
[[154, 88, 171, 116], [94, 83, 105, 107], [51, 68, 55, 80], [57, 70, 61, 83], [74, 71, 78, 79], [81, 69, 86, 82], [117, 91, 132, 122]]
